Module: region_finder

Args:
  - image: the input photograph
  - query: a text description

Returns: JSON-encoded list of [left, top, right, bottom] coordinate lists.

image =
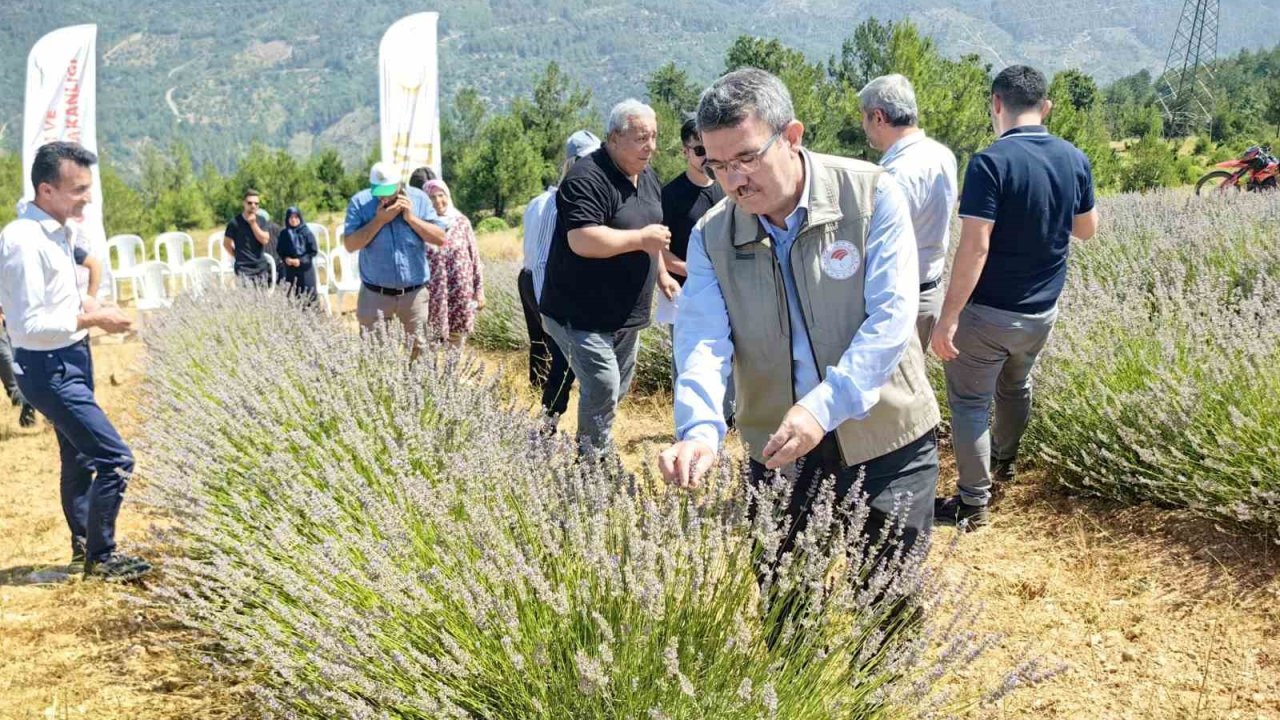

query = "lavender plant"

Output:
[[471, 259, 527, 351], [472, 258, 676, 393], [1028, 190, 1280, 529], [139, 288, 1039, 719]]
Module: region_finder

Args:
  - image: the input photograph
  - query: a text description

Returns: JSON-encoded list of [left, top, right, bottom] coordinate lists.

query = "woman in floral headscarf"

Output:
[[424, 179, 485, 347], [276, 207, 319, 305]]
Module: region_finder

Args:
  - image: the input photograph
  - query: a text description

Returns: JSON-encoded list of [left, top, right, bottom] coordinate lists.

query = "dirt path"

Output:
[[1, 338, 1277, 719]]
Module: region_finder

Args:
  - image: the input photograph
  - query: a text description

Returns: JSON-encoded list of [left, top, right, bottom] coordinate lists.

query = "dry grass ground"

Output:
[[1, 229, 1277, 718]]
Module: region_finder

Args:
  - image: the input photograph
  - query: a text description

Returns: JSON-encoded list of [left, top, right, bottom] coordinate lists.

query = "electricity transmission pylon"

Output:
[[1157, 0, 1219, 135]]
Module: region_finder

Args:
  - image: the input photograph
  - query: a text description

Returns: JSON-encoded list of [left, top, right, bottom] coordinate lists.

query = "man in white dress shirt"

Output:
[[859, 74, 958, 349], [0, 141, 150, 581], [657, 69, 941, 557]]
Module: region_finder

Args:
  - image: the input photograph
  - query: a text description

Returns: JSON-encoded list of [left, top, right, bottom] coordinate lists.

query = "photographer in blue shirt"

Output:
[[343, 161, 447, 352]]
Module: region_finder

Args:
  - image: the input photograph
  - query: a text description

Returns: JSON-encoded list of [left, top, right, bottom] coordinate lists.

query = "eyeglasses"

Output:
[[702, 130, 782, 181], [686, 145, 706, 157]]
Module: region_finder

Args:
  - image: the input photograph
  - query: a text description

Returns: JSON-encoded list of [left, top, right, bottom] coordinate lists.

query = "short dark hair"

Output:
[[243, 188, 260, 200], [991, 65, 1048, 114], [408, 166, 437, 190], [30, 141, 97, 194], [680, 117, 700, 146]]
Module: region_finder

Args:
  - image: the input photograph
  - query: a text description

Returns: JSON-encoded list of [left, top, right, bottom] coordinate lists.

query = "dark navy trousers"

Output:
[[14, 339, 133, 562]]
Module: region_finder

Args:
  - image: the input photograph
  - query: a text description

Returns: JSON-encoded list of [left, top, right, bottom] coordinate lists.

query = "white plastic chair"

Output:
[[106, 234, 146, 299], [264, 253, 279, 289], [134, 261, 173, 311], [307, 222, 331, 255], [312, 253, 333, 314], [329, 247, 361, 314], [154, 232, 195, 273], [181, 257, 222, 297], [333, 226, 344, 254]]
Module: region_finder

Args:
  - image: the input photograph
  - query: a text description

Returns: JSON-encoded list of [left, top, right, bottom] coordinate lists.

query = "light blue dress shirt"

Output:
[[344, 186, 438, 289], [674, 161, 919, 451], [521, 186, 558, 303]]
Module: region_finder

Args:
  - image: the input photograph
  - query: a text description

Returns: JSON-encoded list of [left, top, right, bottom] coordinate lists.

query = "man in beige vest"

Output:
[[658, 68, 941, 554]]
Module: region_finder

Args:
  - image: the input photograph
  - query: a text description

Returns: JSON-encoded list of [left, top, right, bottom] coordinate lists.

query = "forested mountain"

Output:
[[2, 0, 1277, 174]]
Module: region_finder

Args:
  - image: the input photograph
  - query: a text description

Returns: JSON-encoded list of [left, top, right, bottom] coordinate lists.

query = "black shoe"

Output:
[[934, 495, 990, 530], [19, 404, 36, 428], [84, 553, 152, 583], [991, 457, 1017, 483]]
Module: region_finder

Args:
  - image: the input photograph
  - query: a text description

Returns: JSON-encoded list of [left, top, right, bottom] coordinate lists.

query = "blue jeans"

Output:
[[14, 339, 134, 561], [541, 315, 641, 453]]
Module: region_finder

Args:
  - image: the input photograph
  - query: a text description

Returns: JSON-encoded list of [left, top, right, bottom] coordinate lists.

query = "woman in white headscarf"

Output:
[[424, 179, 485, 347]]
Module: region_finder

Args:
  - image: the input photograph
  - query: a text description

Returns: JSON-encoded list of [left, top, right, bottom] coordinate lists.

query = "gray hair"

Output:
[[606, 99, 656, 137], [696, 68, 795, 134], [858, 74, 919, 128]]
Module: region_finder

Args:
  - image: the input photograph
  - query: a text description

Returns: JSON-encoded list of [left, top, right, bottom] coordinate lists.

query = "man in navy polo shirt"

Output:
[[930, 65, 1099, 529]]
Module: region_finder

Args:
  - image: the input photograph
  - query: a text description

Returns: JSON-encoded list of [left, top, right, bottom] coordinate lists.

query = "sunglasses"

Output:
[[686, 145, 706, 157]]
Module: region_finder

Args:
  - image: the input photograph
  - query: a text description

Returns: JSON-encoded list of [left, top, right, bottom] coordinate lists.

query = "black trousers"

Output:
[[517, 268, 574, 416], [282, 266, 318, 305], [750, 428, 938, 648], [749, 428, 939, 560]]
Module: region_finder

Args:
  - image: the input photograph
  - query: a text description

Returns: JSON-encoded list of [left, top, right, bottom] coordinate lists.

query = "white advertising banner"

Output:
[[379, 13, 442, 183], [21, 23, 110, 298]]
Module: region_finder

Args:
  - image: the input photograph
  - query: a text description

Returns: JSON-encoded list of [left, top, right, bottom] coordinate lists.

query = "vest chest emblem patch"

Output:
[[821, 240, 860, 280]]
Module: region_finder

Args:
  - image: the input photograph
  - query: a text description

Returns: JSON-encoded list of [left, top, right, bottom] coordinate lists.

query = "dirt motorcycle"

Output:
[[1194, 144, 1279, 195]]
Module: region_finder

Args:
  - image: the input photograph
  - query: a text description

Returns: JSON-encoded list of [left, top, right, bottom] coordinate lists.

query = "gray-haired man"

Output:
[[860, 74, 958, 349], [540, 100, 671, 453], [658, 69, 941, 557]]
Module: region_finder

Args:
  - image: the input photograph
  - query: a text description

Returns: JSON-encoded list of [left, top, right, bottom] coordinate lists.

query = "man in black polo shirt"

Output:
[[930, 65, 1099, 529], [540, 98, 670, 453], [222, 188, 272, 285]]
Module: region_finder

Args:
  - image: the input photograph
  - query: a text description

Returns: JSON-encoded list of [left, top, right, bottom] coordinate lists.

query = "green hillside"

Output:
[[1, 0, 1276, 174]]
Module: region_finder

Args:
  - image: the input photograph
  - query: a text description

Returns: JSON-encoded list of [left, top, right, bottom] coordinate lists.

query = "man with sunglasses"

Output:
[[223, 189, 272, 285], [659, 117, 731, 421], [659, 68, 940, 557], [660, 118, 724, 286]]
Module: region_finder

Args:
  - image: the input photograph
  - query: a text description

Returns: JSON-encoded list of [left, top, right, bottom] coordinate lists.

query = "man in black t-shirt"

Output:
[[222, 189, 272, 284], [661, 117, 725, 285], [540, 99, 671, 453], [659, 117, 733, 423]]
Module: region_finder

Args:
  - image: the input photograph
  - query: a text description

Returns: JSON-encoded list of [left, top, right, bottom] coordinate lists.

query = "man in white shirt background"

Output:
[[859, 74, 959, 349], [518, 130, 599, 421], [0, 141, 150, 582]]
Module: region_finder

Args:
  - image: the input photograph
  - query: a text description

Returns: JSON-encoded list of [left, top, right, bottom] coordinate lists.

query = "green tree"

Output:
[[1049, 70, 1119, 189], [100, 161, 147, 237], [311, 148, 353, 212], [457, 114, 542, 218], [646, 62, 701, 115], [0, 151, 20, 228], [1120, 122, 1179, 192], [512, 62, 594, 186]]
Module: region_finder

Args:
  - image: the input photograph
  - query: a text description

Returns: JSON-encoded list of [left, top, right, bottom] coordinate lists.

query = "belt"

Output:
[[919, 279, 940, 292], [363, 281, 425, 297]]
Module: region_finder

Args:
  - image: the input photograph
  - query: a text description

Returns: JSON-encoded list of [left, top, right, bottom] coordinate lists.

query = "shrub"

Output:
[[476, 216, 511, 234], [472, 259, 528, 351], [1028, 190, 1280, 530], [139, 288, 1042, 719]]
